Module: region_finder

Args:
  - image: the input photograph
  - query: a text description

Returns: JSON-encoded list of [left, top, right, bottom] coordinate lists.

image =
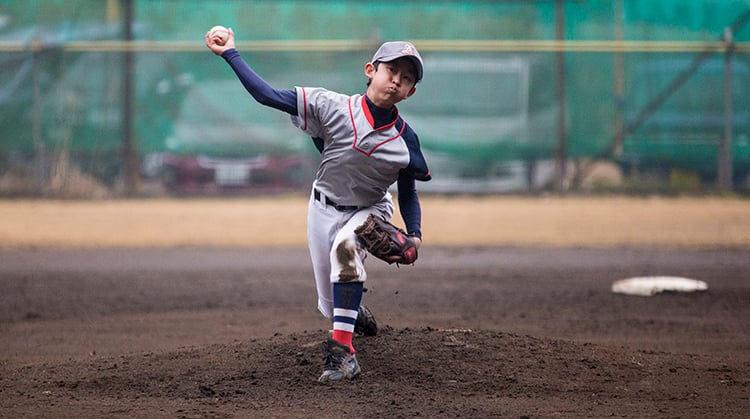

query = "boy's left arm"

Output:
[[397, 125, 430, 248], [397, 174, 422, 249]]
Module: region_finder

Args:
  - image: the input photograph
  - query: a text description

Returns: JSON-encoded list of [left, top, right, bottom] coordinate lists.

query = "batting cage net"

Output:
[[2, 0, 750, 196]]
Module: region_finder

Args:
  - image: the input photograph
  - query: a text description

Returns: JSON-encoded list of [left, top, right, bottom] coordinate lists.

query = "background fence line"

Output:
[[3, 39, 750, 53]]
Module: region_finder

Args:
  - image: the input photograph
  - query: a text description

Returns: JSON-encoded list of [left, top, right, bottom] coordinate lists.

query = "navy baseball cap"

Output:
[[371, 41, 424, 82]]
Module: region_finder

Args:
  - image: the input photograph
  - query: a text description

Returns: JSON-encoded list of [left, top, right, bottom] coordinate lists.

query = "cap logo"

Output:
[[401, 43, 415, 56]]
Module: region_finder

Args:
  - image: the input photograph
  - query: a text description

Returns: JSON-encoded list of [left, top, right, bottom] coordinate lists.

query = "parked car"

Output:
[[401, 54, 560, 193], [152, 79, 318, 194], [155, 152, 314, 194]]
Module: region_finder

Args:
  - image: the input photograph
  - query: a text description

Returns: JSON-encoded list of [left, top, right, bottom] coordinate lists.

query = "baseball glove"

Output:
[[354, 214, 418, 265]]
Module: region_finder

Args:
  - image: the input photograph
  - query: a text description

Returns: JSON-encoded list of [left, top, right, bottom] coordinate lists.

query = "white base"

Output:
[[611, 276, 708, 296]]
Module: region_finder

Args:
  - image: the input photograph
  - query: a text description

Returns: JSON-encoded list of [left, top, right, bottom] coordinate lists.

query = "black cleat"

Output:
[[354, 305, 378, 336]]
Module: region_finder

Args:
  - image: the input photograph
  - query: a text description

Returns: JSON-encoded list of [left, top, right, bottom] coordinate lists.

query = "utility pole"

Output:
[[554, 0, 568, 192], [121, 0, 138, 195], [613, 0, 624, 156], [718, 27, 734, 190], [32, 38, 46, 194]]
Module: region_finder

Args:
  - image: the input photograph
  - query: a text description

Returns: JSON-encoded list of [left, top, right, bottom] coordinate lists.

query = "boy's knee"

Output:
[[335, 239, 361, 282]]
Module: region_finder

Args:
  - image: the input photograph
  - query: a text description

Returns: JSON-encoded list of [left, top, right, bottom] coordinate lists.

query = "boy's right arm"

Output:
[[221, 49, 297, 115], [205, 28, 297, 115]]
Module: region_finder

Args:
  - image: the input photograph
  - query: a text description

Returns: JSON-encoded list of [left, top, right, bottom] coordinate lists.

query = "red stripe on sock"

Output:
[[333, 330, 354, 354]]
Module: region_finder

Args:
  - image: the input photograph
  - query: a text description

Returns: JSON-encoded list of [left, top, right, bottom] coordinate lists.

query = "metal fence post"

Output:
[[32, 38, 46, 194], [554, 0, 568, 192], [122, 0, 138, 195], [719, 27, 734, 190]]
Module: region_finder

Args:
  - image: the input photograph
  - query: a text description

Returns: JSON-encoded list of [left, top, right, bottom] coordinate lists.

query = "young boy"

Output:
[[205, 29, 431, 382]]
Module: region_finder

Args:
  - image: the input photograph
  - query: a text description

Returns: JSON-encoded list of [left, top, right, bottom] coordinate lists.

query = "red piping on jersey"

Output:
[[350, 96, 405, 157], [300, 87, 308, 131]]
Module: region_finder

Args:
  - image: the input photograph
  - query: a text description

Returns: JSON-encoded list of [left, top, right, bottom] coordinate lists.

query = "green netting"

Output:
[[1, 0, 750, 187]]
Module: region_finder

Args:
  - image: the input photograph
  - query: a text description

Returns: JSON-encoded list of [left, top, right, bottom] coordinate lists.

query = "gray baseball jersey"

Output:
[[292, 87, 431, 207]]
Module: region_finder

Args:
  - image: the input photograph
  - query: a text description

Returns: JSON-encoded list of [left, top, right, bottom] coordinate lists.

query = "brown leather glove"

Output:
[[354, 214, 418, 265]]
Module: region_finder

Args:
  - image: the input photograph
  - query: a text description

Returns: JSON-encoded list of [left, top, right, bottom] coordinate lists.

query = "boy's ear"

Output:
[[406, 86, 417, 99], [364, 62, 376, 78]]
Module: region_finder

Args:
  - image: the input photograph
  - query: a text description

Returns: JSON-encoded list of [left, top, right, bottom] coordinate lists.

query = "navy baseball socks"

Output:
[[331, 282, 363, 353], [319, 282, 365, 382]]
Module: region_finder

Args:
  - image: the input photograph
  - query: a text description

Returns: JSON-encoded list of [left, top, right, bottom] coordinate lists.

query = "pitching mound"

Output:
[[1, 327, 745, 418]]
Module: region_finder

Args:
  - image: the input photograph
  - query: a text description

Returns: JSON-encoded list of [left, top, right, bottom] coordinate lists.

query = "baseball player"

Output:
[[206, 29, 431, 382]]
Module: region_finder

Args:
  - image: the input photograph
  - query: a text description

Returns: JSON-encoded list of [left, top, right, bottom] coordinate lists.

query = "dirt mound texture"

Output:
[[1, 197, 749, 418]]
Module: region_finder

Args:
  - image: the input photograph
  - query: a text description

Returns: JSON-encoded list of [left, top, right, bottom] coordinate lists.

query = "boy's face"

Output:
[[364, 57, 417, 108]]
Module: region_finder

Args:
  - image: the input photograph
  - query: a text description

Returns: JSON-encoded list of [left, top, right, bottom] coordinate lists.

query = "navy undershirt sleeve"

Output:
[[397, 173, 422, 239], [221, 48, 297, 115]]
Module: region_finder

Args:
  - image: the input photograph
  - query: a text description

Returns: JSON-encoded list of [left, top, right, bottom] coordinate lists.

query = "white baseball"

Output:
[[209, 25, 229, 45]]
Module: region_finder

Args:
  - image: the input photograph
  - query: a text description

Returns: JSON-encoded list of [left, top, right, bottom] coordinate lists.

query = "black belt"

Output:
[[314, 188, 359, 211]]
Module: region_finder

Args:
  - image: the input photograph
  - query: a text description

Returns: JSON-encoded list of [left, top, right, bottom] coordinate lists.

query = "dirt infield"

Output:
[[1, 197, 749, 417]]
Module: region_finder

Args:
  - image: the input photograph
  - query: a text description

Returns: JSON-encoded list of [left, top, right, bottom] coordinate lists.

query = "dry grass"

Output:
[[1, 196, 749, 248], [422, 196, 750, 247]]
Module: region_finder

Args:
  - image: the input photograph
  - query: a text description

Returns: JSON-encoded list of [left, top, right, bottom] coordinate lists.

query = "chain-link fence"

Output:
[[2, 0, 750, 197]]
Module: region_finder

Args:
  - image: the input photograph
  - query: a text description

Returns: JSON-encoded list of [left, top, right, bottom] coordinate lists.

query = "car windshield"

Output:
[[407, 59, 525, 118], [180, 81, 261, 123], [166, 80, 307, 156]]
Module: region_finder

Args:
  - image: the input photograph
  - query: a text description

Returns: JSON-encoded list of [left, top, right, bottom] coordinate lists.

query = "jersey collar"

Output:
[[362, 95, 399, 131]]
